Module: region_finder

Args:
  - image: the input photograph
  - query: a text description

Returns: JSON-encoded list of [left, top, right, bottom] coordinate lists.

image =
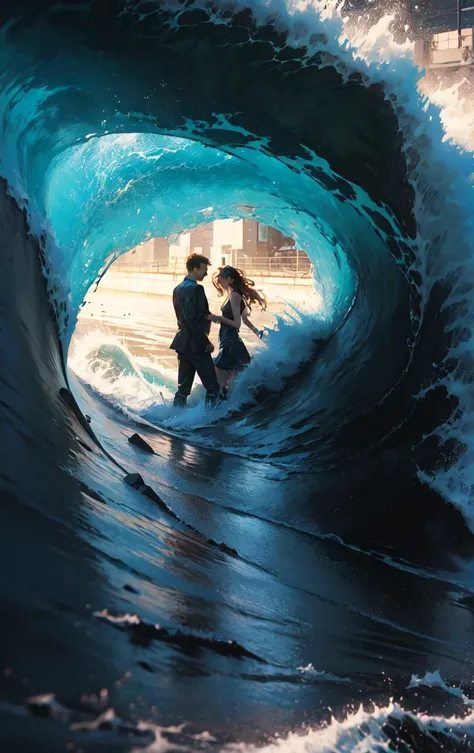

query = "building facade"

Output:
[[116, 219, 296, 271]]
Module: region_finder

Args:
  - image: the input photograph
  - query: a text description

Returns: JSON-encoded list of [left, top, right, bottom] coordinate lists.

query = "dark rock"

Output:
[[123, 473, 179, 520], [27, 694, 69, 722], [123, 472, 145, 489], [137, 660, 154, 673], [142, 485, 179, 520], [28, 700, 52, 718], [209, 539, 239, 557], [123, 584, 139, 594], [96, 610, 268, 663], [128, 433, 155, 454]]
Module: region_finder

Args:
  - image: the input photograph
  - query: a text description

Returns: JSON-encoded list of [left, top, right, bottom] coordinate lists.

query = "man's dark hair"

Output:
[[186, 253, 211, 272]]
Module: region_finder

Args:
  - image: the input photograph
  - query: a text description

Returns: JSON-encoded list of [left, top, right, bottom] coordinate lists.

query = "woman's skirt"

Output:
[[214, 336, 251, 372]]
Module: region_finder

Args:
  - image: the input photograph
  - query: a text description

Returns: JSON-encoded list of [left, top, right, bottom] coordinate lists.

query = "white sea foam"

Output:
[[132, 700, 474, 752]]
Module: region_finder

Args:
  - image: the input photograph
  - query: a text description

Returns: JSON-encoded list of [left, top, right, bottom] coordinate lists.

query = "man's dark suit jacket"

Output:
[[170, 275, 212, 356]]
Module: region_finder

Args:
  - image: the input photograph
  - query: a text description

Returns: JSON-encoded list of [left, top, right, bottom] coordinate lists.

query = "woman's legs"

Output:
[[224, 360, 250, 397], [215, 367, 233, 399], [215, 367, 229, 389], [226, 371, 238, 391]]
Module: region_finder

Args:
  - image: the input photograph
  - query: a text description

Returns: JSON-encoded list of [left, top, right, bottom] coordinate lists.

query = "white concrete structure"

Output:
[[211, 219, 244, 267], [169, 232, 190, 263], [415, 28, 474, 69]]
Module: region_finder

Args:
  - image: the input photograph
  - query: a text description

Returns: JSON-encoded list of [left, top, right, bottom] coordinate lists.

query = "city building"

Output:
[[412, 0, 474, 71], [415, 27, 474, 70], [115, 219, 311, 276]]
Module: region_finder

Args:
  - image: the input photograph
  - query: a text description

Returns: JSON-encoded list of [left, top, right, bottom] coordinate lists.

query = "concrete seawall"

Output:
[[98, 270, 319, 306]]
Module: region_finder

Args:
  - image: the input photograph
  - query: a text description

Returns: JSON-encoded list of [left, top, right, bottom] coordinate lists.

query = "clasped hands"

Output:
[[207, 313, 221, 324]]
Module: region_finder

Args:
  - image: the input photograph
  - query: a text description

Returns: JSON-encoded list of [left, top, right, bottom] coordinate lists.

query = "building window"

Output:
[[257, 223, 268, 242], [221, 245, 232, 267]]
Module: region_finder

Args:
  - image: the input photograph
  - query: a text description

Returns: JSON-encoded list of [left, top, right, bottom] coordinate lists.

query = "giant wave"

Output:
[[2, 1, 474, 751]]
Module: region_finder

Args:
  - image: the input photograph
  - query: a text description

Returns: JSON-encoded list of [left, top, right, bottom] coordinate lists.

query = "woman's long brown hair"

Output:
[[212, 266, 267, 311]]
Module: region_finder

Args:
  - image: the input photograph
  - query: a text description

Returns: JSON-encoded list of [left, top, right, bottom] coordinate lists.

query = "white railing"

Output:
[[235, 254, 312, 278], [114, 258, 185, 274], [113, 255, 313, 278]]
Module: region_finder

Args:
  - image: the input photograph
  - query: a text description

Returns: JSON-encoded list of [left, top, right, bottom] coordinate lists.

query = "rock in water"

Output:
[[128, 433, 155, 454], [123, 473, 179, 520]]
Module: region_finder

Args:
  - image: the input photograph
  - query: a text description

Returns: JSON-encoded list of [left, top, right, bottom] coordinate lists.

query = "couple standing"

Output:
[[170, 253, 266, 407]]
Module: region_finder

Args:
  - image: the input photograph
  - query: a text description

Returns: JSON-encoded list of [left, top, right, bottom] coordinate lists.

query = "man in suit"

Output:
[[170, 253, 221, 407]]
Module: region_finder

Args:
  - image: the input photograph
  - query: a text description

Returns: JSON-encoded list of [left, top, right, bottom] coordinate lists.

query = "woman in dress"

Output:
[[209, 266, 267, 399]]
